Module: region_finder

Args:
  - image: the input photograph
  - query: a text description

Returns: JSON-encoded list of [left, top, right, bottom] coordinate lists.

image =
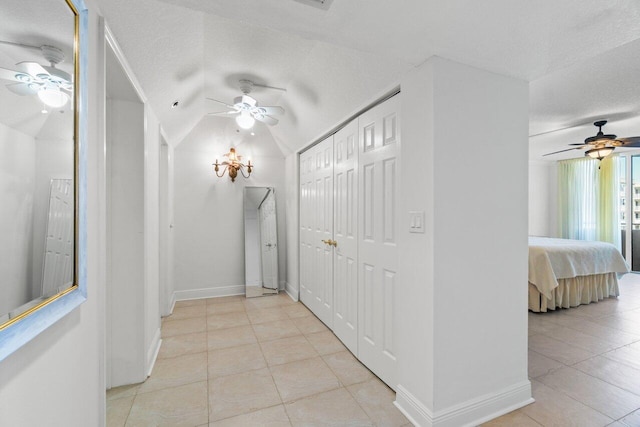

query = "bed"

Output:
[[528, 236, 629, 312]]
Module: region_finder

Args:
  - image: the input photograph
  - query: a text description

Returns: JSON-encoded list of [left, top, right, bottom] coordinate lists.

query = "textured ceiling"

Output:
[[95, 0, 640, 156]]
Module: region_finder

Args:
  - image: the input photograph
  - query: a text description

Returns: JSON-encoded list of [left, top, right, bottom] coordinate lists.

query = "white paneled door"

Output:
[[299, 149, 314, 306], [332, 120, 359, 353], [298, 94, 400, 389], [357, 96, 400, 388], [300, 138, 335, 328]]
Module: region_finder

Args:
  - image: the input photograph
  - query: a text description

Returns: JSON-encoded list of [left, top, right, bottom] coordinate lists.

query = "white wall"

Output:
[[395, 57, 531, 426], [0, 3, 106, 424], [529, 160, 558, 237], [159, 140, 174, 316], [106, 97, 146, 386], [173, 121, 287, 300], [0, 122, 35, 317], [284, 153, 299, 298], [143, 108, 162, 371]]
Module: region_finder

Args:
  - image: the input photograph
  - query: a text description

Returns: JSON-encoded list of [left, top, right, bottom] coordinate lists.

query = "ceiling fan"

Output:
[[544, 120, 640, 160], [206, 79, 285, 129], [0, 42, 73, 109]]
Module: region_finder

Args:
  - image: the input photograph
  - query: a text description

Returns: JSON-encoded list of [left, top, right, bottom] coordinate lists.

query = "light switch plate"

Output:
[[409, 211, 425, 233]]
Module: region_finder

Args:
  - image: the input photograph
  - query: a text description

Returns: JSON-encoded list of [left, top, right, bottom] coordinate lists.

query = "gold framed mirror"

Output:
[[0, 0, 81, 333]]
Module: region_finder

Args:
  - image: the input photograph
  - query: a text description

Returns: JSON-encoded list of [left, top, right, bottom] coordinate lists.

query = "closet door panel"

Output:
[[299, 150, 315, 306], [333, 120, 358, 353], [313, 141, 334, 327], [299, 138, 334, 328], [357, 95, 400, 389]]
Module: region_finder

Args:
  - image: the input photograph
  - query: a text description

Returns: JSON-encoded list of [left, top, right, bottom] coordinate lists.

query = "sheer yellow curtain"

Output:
[[598, 156, 623, 248], [557, 156, 622, 248], [557, 158, 599, 241]]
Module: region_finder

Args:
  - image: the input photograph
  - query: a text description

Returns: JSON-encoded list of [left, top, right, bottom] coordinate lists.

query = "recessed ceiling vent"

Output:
[[293, 0, 334, 11]]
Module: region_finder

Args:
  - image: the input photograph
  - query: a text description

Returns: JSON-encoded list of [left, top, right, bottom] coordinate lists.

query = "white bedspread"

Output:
[[528, 236, 629, 299]]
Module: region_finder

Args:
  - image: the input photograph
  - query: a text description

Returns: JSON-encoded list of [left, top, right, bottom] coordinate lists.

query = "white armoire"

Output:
[[299, 94, 400, 388]]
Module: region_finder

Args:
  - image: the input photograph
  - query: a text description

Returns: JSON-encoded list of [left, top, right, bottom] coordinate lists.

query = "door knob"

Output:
[[322, 239, 338, 247]]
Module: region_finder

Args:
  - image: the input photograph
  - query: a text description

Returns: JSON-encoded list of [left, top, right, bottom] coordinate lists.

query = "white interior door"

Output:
[[41, 178, 74, 297], [299, 138, 334, 328], [299, 149, 314, 306], [357, 95, 400, 388], [333, 120, 359, 353]]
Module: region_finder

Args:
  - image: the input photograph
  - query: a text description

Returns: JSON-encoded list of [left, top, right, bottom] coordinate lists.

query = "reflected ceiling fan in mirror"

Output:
[[0, 41, 73, 110], [544, 120, 640, 161], [207, 79, 285, 130]]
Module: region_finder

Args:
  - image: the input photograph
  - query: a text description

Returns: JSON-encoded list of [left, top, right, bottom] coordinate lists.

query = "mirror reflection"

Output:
[[244, 187, 279, 298], [0, 0, 76, 324]]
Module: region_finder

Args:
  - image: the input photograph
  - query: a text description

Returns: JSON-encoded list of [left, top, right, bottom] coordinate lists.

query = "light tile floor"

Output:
[[107, 292, 411, 426], [108, 274, 640, 426], [484, 273, 640, 427]]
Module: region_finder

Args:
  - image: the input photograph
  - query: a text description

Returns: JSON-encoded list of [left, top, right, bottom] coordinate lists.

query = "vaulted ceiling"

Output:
[[95, 0, 640, 157]]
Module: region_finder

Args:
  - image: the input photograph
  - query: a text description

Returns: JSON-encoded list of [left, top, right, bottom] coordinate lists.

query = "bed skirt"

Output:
[[528, 272, 620, 313]]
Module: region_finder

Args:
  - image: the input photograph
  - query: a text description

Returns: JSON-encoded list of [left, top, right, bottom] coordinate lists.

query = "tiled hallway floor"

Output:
[[485, 273, 640, 427], [108, 274, 640, 426], [107, 292, 410, 426]]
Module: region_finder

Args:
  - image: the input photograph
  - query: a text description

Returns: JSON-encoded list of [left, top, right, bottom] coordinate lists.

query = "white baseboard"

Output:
[[395, 385, 434, 426], [285, 281, 299, 301], [146, 327, 162, 378], [168, 292, 176, 315], [395, 381, 533, 427], [173, 285, 245, 303]]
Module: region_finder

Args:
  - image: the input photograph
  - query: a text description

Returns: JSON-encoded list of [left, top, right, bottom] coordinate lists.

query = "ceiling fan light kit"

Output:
[[543, 120, 640, 160], [585, 146, 615, 160], [236, 111, 255, 129], [0, 42, 73, 110], [206, 79, 285, 130], [37, 86, 69, 108]]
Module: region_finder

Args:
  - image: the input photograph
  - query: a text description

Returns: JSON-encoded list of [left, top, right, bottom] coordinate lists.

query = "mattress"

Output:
[[528, 236, 629, 300]]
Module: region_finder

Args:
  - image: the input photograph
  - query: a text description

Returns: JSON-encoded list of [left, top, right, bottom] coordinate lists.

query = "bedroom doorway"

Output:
[[620, 154, 640, 271]]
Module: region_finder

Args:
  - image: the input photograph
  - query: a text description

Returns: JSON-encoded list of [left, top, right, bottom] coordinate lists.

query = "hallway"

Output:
[[107, 292, 410, 426], [108, 274, 640, 426]]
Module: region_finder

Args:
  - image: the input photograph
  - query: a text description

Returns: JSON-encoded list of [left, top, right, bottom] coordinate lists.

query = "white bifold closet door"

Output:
[[299, 138, 334, 329], [357, 96, 399, 388], [298, 94, 399, 389], [332, 120, 359, 353]]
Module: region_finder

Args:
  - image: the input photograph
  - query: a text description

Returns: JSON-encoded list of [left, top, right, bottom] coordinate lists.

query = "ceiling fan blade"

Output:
[[253, 105, 285, 116], [207, 110, 239, 116], [234, 95, 257, 108], [619, 136, 640, 147], [41, 65, 71, 84], [568, 143, 588, 146], [0, 66, 29, 82], [16, 61, 48, 78], [6, 82, 40, 95], [206, 97, 236, 110], [252, 82, 287, 92], [542, 147, 581, 156], [253, 114, 278, 126]]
